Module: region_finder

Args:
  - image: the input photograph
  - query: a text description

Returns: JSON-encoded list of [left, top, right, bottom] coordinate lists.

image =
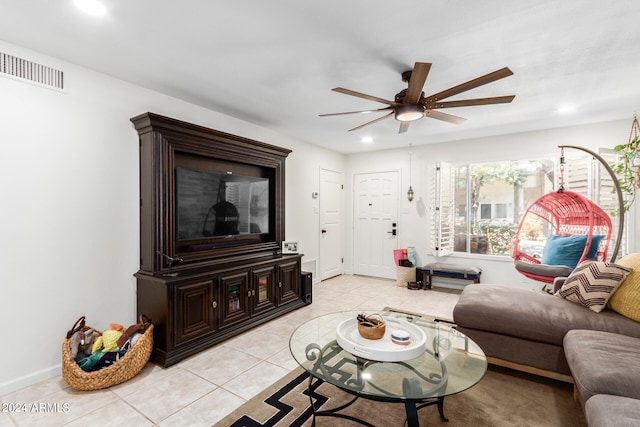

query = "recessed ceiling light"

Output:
[[361, 136, 374, 144], [556, 105, 576, 114], [74, 0, 107, 16]]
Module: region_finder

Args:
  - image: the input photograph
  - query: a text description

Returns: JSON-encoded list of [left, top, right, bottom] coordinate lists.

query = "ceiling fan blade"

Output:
[[332, 87, 399, 107], [426, 95, 516, 109], [422, 67, 514, 104], [398, 121, 411, 134], [424, 109, 467, 124], [319, 107, 393, 117], [348, 111, 394, 132], [404, 62, 431, 104]]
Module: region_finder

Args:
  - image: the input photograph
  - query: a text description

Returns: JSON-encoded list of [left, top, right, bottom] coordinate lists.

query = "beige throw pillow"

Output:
[[607, 253, 640, 321]]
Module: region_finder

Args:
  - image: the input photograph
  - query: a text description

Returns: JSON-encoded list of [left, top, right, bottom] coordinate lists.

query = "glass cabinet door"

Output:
[[219, 270, 250, 327], [228, 285, 242, 313], [257, 277, 269, 304], [252, 264, 277, 314]]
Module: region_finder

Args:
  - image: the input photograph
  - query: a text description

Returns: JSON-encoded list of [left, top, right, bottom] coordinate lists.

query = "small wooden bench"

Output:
[[421, 262, 482, 289]]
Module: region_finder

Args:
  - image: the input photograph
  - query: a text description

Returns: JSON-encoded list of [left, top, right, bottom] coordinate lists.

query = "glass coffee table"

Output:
[[289, 310, 486, 427]]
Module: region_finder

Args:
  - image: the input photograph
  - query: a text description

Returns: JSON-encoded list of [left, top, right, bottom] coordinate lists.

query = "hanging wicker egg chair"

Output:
[[512, 189, 613, 284], [512, 144, 625, 284]]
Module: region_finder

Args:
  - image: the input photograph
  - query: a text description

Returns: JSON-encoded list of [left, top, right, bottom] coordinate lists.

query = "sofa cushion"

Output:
[[564, 330, 640, 406], [514, 260, 573, 280], [453, 284, 640, 347], [556, 261, 631, 312], [608, 253, 640, 322], [585, 394, 640, 427]]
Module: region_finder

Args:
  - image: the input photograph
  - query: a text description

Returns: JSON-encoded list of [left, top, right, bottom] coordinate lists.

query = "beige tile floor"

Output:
[[0, 274, 461, 427]]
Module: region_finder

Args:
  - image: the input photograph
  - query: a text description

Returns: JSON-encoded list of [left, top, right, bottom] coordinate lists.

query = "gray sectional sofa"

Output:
[[452, 253, 640, 425], [453, 283, 640, 378], [564, 330, 640, 427]]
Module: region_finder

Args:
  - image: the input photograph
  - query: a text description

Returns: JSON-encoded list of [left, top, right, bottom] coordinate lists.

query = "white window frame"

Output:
[[431, 149, 629, 258]]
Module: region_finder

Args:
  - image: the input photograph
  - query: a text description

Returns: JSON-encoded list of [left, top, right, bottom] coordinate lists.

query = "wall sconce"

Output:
[[407, 144, 414, 202]]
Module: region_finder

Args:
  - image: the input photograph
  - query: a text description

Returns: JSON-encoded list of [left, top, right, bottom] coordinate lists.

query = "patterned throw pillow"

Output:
[[556, 261, 632, 312]]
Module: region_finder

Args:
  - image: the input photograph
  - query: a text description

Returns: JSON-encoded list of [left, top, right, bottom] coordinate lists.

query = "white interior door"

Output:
[[353, 171, 399, 279], [319, 168, 343, 280]]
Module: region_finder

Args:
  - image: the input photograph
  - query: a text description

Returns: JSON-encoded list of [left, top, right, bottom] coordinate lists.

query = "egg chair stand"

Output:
[[512, 145, 624, 284]]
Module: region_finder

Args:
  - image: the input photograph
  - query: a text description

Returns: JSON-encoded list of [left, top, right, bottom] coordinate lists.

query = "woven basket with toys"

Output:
[[62, 315, 153, 391]]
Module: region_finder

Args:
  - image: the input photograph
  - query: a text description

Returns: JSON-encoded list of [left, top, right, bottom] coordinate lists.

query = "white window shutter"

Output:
[[564, 148, 627, 257], [564, 149, 619, 210], [431, 161, 454, 256], [563, 151, 591, 197]]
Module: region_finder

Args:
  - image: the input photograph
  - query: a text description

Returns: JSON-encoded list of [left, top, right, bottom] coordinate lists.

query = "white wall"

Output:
[[0, 40, 344, 395], [2, 38, 637, 395], [346, 120, 639, 289]]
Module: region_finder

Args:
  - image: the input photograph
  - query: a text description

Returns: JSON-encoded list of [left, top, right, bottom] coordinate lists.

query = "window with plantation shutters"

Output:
[[430, 148, 628, 258], [432, 158, 555, 257]]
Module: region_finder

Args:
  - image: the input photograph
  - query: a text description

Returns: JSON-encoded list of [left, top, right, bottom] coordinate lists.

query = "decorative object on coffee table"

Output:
[[356, 313, 386, 340]]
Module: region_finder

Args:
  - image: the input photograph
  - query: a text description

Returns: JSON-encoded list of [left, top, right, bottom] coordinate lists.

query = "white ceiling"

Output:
[[2, 1, 640, 153]]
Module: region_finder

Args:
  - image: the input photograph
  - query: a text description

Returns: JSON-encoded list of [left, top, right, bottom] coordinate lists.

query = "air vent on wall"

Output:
[[0, 51, 64, 91]]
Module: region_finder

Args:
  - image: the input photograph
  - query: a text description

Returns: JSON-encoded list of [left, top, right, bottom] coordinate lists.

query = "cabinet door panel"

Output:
[[278, 259, 301, 305], [174, 280, 217, 346], [220, 269, 251, 327], [252, 264, 277, 315]]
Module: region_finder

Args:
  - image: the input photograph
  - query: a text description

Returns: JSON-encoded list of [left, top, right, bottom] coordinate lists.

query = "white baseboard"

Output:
[[0, 364, 61, 396]]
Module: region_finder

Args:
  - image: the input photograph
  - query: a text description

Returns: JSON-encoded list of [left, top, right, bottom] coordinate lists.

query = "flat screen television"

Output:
[[132, 112, 289, 275], [173, 152, 276, 256]]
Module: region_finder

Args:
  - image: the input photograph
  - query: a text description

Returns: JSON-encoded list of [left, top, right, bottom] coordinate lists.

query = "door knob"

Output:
[[321, 229, 327, 234]]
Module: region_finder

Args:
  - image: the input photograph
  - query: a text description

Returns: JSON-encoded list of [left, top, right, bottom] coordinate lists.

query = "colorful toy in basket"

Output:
[[62, 315, 153, 391], [66, 316, 152, 372], [68, 328, 101, 360]]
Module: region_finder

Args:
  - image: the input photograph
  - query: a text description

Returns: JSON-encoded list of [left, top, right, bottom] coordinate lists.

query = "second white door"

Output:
[[353, 171, 399, 279], [320, 168, 343, 280]]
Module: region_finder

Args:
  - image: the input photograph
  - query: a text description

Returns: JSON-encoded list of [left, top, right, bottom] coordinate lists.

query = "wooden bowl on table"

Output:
[[357, 313, 386, 340]]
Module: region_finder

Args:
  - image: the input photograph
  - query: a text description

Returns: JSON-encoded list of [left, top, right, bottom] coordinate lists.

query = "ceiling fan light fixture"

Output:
[[395, 104, 425, 122], [323, 63, 514, 133]]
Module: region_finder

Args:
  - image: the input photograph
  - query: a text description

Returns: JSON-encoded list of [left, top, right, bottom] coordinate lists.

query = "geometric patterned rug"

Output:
[[221, 370, 314, 427], [215, 364, 587, 427]]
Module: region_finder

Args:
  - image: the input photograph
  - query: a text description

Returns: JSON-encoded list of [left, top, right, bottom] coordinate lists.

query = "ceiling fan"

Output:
[[320, 62, 515, 133]]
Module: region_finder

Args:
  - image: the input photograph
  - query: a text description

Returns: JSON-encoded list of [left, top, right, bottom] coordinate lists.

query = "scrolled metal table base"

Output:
[[304, 340, 449, 427]]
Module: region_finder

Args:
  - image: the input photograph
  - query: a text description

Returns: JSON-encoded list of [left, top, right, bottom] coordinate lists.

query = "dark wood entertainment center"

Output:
[[131, 112, 305, 367]]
